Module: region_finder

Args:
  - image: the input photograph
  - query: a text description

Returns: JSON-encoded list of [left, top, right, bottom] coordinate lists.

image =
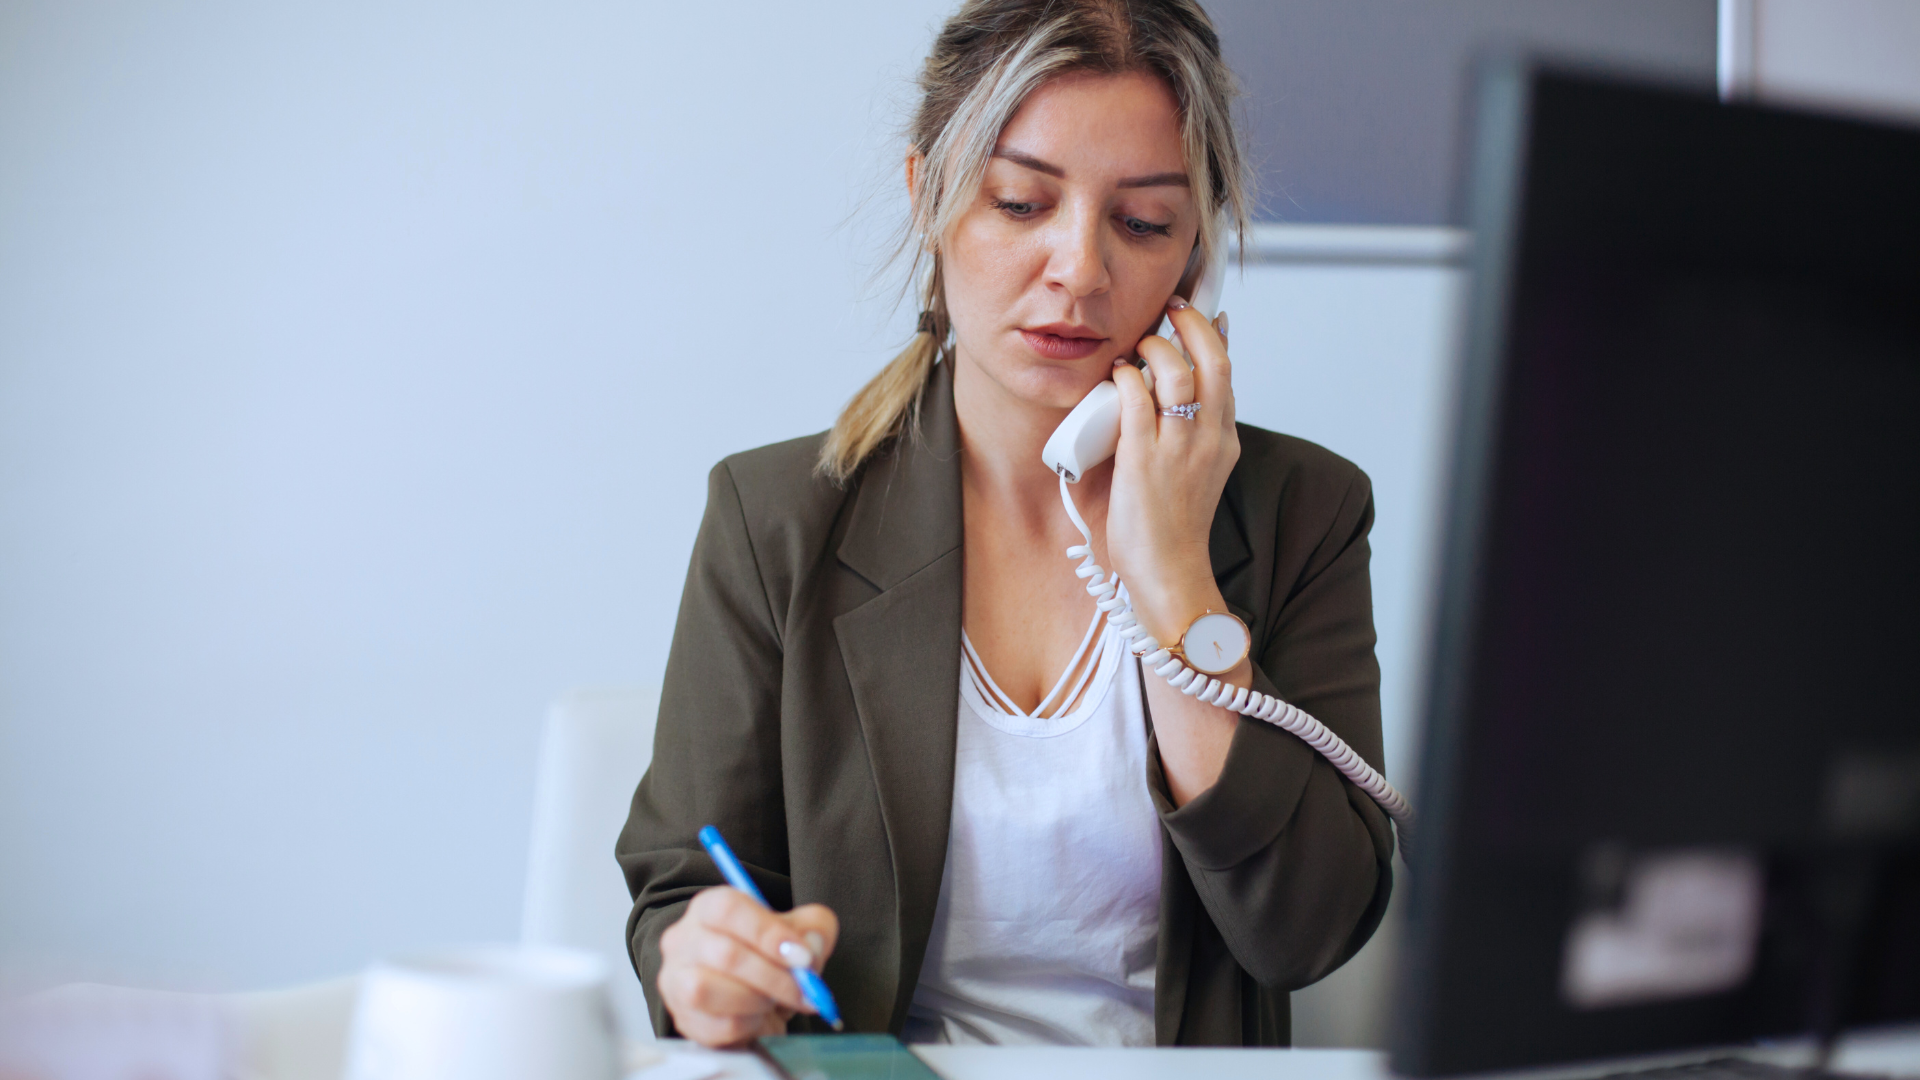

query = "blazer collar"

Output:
[[836, 358, 964, 590]]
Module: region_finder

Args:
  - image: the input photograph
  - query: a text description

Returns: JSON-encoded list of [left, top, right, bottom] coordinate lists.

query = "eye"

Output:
[[991, 198, 1039, 218], [1121, 215, 1174, 238]]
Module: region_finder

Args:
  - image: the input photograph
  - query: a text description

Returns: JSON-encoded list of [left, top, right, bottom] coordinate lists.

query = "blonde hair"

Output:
[[816, 0, 1255, 483]]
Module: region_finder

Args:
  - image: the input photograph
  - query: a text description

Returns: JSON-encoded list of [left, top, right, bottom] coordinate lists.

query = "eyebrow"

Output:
[[994, 148, 1190, 189]]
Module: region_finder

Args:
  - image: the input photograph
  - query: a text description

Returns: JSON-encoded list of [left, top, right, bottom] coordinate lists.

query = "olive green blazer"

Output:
[[618, 360, 1395, 1045]]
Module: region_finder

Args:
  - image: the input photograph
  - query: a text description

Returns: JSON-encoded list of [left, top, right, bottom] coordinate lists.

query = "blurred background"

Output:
[[2, 0, 1916, 1049]]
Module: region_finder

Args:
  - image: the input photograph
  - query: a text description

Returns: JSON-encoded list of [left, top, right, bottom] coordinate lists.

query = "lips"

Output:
[[1018, 324, 1107, 360]]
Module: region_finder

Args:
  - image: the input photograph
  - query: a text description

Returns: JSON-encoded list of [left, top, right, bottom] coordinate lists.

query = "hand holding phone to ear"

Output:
[[1105, 297, 1241, 655]]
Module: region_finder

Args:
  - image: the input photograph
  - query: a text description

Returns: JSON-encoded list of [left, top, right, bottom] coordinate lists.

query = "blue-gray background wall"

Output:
[[1211, 0, 1715, 222], [0, 0, 1708, 1043]]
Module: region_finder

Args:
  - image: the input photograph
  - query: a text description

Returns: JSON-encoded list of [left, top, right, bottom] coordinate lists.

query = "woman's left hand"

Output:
[[1106, 297, 1240, 651]]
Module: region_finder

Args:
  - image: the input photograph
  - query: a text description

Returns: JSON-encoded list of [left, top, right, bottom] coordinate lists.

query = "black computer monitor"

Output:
[[1392, 61, 1920, 1077]]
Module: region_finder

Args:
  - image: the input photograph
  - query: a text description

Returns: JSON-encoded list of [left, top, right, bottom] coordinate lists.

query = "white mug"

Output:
[[344, 944, 620, 1080]]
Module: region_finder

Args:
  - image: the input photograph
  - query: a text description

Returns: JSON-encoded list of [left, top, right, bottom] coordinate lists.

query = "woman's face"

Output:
[[937, 70, 1200, 412]]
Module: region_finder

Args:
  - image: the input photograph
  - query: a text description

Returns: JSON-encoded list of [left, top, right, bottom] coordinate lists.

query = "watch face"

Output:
[[1182, 612, 1250, 675]]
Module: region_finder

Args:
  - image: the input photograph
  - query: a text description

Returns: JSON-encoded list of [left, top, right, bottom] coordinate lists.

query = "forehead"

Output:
[[995, 70, 1187, 179]]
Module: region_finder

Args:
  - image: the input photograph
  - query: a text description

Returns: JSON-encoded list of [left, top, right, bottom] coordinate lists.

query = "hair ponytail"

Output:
[[816, 261, 951, 483]]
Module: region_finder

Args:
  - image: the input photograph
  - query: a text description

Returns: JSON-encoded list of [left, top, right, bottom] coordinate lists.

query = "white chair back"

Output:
[[521, 687, 659, 1043]]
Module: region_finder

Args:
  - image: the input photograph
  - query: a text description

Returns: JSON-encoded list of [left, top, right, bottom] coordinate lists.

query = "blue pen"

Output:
[[697, 824, 844, 1031]]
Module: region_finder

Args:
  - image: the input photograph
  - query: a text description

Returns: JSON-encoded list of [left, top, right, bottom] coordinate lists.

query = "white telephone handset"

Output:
[[1039, 235, 1229, 483], [1036, 229, 1416, 841]]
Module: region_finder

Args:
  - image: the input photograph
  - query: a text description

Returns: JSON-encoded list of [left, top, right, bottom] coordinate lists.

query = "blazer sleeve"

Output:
[[616, 460, 792, 1037], [1147, 465, 1395, 991]]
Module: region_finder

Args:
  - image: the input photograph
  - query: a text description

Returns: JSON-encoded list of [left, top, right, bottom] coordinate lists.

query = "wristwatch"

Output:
[[1167, 609, 1251, 675]]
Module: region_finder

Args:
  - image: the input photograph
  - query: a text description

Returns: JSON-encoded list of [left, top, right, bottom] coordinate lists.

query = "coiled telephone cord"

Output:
[[1058, 473, 1414, 843]]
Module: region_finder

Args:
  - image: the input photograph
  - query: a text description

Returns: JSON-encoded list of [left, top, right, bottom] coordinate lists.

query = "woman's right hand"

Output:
[[656, 886, 841, 1047]]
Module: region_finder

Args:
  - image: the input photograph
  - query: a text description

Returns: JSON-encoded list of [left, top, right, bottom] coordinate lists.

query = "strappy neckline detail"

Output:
[[959, 607, 1130, 738]]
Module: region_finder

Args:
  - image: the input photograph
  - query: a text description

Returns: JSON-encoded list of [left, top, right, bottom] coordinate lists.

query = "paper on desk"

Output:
[[628, 1050, 728, 1080]]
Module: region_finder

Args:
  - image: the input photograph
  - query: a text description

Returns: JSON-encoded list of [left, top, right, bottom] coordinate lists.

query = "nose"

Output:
[[1041, 202, 1111, 301]]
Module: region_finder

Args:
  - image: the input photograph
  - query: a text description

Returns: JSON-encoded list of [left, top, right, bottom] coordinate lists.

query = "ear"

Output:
[[905, 153, 922, 216]]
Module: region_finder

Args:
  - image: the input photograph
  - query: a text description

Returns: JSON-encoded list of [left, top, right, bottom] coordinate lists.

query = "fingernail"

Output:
[[777, 941, 814, 969], [804, 931, 826, 959], [1113, 357, 1127, 367], [1215, 311, 1229, 338], [1166, 295, 1190, 311]]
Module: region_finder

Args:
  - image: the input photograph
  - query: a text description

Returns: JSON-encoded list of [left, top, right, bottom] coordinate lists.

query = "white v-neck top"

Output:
[[903, 618, 1162, 1046]]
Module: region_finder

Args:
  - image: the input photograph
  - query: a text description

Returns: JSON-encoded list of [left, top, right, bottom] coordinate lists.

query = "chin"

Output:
[[1001, 355, 1111, 412]]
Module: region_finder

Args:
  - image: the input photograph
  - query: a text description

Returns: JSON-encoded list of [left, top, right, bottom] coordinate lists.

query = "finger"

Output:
[[687, 887, 811, 973], [674, 1002, 771, 1050], [780, 904, 840, 968], [756, 1009, 795, 1040], [1111, 359, 1160, 455], [1214, 312, 1233, 429], [1213, 311, 1234, 428], [662, 960, 781, 1023], [689, 925, 810, 1012], [1164, 298, 1231, 409], [1136, 333, 1194, 408]]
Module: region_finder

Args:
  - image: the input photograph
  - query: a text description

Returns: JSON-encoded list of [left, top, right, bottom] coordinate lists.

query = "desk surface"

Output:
[[47, 975, 1920, 1080], [917, 1046, 1388, 1080], [642, 1029, 1920, 1080], [650, 1044, 1386, 1080]]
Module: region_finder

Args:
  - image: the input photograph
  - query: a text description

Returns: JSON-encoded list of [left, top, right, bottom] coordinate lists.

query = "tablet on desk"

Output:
[[755, 1034, 944, 1080]]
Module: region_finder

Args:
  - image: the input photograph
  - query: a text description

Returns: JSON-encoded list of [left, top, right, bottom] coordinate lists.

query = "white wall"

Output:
[[0, 0, 1463, 1048], [0, 0, 944, 990]]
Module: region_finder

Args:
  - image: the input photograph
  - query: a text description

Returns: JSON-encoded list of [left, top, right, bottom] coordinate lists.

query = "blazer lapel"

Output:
[[832, 361, 965, 1032]]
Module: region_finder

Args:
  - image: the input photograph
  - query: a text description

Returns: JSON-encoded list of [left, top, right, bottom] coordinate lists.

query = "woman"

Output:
[[618, 0, 1394, 1048]]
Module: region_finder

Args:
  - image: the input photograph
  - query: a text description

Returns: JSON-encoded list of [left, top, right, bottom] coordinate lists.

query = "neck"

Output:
[[951, 350, 1110, 521]]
